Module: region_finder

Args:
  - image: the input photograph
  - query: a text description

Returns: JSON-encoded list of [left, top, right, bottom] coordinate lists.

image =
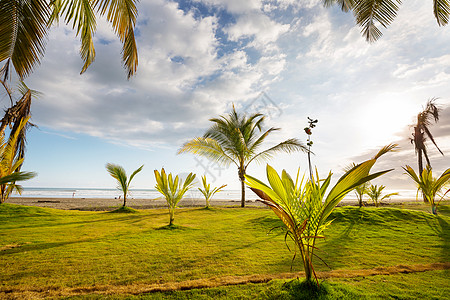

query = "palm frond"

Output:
[[178, 137, 237, 167], [0, 0, 50, 80], [247, 138, 307, 167], [96, 0, 139, 78], [352, 0, 402, 42], [434, 0, 450, 26]]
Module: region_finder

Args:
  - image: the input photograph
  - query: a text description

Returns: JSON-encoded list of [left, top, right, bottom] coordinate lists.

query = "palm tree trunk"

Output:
[[239, 166, 246, 208], [123, 194, 127, 207], [417, 150, 429, 203], [240, 176, 245, 208]]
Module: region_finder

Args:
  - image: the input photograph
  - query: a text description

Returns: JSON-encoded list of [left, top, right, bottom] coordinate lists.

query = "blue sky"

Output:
[[5, 0, 450, 192]]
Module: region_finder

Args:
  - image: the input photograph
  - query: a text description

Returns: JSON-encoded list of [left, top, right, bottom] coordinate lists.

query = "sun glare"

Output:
[[359, 96, 418, 146]]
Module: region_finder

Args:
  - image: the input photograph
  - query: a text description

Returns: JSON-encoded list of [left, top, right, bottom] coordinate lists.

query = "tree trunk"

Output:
[[417, 150, 429, 203], [240, 176, 245, 208], [123, 194, 127, 207], [169, 209, 174, 225]]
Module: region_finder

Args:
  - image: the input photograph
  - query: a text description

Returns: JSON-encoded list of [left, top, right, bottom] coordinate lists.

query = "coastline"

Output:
[[7, 196, 421, 211]]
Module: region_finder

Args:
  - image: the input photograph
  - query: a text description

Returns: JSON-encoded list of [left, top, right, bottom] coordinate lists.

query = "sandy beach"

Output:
[[7, 197, 267, 211], [6, 196, 418, 211]]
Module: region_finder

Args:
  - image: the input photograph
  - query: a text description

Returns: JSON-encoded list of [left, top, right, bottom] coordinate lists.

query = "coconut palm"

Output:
[[154, 168, 196, 226], [411, 98, 444, 180], [178, 106, 307, 207], [0, 117, 37, 204], [105, 163, 143, 207], [198, 176, 227, 207], [1, 0, 138, 81], [323, 0, 449, 42], [245, 144, 396, 284], [404, 165, 450, 215], [366, 184, 399, 207]]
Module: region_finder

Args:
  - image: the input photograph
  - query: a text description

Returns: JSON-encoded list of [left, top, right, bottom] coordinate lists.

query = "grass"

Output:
[[0, 203, 449, 299]]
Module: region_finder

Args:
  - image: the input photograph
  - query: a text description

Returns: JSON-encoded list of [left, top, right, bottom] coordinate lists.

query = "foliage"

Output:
[[344, 162, 369, 208], [0, 117, 36, 203], [245, 144, 396, 284], [154, 168, 196, 225], [403, 165, 450, 215], [366, 184, 399, 207], [323, 0, 449, 42], [1, 0, 138, 80], [410, 98, 444, 183], [178, 105, 306, 207], [198, 175, 227, 207], [105, 163, 143, 207]]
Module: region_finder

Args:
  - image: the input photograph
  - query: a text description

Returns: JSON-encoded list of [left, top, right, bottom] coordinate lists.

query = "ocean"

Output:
[[12, 187, 243, 201], [11, 187, 419, 201]]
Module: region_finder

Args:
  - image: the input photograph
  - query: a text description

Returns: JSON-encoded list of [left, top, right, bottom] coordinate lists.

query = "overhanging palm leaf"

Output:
[[179, 105, 307, 207], [0, 0, 49, 80], [1, 0, 138, 80], [324, 0, 449, 42]]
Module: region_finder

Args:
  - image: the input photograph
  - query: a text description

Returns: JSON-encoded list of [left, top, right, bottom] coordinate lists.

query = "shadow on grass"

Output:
[[156, 224, 191, 231], [0, 238, 97, 255], [108, 206, 138, 213]]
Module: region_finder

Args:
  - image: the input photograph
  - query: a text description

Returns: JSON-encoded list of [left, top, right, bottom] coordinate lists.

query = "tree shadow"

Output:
[[0, 238, 97, 256]]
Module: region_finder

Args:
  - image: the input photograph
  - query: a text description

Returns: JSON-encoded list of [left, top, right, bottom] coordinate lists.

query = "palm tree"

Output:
[[178, 106, 307, 207], [105, 163, 143, 207], [154, 168, 196, 226], [404, 165, 450, 215], [0, 117, 37, 204], [366, 184, 399, 207], [246, 144, 396, 284], [1, 0, 138, 81], [323, 0, 449, 42], [198, 175, 227, 207], [411, 98, 444, 180]]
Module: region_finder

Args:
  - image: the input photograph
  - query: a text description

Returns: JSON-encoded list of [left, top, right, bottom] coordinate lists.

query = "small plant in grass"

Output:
[[403, 165, 450, 215], [105, 163, 143, 207], [154, 168, 196, 226], [245, 144, 396, 285], [366, 184, 399, 207], [198, 176, 227, 207]]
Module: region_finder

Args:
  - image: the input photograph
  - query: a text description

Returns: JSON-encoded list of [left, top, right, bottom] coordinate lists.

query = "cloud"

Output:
[[24, 0, 290, 149]]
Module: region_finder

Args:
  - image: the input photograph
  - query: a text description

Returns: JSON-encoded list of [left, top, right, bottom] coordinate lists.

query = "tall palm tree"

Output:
[[0, 117, 37, 204], [323, 0, 449, 42], [106, 163, 143, 207], [1, 0, 138, 81], [411, 98, 444, 184], [178, 106, 307, 207]]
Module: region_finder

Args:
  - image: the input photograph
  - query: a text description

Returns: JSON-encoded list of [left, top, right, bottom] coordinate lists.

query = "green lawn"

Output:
[[0, 203, 449, 299]]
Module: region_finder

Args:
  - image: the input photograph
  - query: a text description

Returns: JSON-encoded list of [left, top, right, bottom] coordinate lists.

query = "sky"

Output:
[[3, 0, 450, 193]]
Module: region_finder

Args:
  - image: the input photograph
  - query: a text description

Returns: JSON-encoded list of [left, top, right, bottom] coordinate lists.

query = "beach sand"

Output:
[[6, 196, 417, 211], [7, 197, 267, 211]]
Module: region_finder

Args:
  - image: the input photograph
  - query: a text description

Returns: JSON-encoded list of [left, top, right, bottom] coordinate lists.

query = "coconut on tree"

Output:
[[178, 105, 307, 207]]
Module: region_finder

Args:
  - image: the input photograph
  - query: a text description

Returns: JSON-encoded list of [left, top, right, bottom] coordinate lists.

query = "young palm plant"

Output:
[[154, 168, 196, 226], [245, 144, 396, 285], [403, 165, 450, 215], [0, 117, 37, 203], [178, 105, 307, 207], [366, 184, 399, 207], [105, 163, 143, 207], [344, 162, 369, 207], [198, 175, 227, 207]]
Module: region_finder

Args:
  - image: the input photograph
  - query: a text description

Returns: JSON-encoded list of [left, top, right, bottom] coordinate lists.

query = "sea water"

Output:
[[12, 187, 418, 201]]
